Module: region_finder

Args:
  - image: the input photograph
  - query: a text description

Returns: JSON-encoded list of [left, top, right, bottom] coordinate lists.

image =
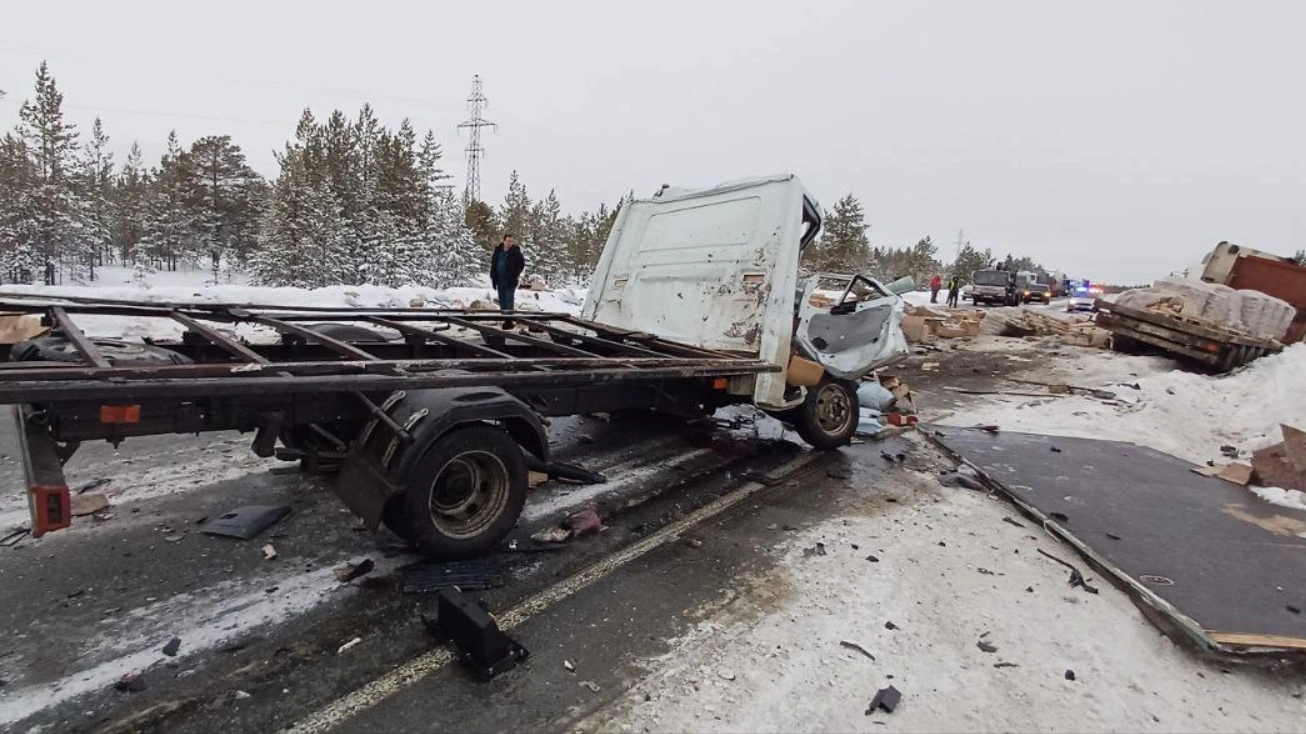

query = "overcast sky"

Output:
[[2, 0, 1303, 283]]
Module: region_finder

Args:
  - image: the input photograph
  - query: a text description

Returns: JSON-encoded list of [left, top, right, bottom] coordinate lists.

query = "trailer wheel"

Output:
[[792, 378, 859, 450], [400, 423, 527, 558]]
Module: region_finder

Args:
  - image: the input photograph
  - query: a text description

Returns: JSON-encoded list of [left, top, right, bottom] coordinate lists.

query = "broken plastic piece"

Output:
[[865, 685, 902, 714], [435, 588, 528, 680], [334, 558, 375, 583], [201, 505, 291, 540]]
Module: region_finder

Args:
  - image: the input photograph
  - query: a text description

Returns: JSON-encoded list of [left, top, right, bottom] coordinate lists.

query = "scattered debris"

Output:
[[1065, 669, 1077, 681], [840, 640, 876, 661], [865, 555, 880, 563], [1106, 532, 1122, 540], [993, 662, 1019, 669], [530, 527, 572, 544], [69, 492, 110, 518], [826, 466, 853, 480], [334, 558, 375, 583], [865, 685, 902, 714], [0, 528, 30, 546], [1050, 512, 1070, 523], [718, 668, 736, 681], [262, 544, 277, 560], [977, 640, 998, 653], [884, 621, 899, 631], [803, 542, 828, 558], [1009, 310, 1109, 348], [162, 637, 181, 657], [579, 680, 601, 692], [337, 637, 362, 655], [235, 690, 252, 700], [564, 660, 575, 672], [1050, 446, 1063, 453], [400, 559, 501, 595], [978, 424, 1000, 434], [1002, 517, 1025, 528], [1250, 424, 1306, 492], [163, 534, 183, 543], [1037, 549, 1100, 594], [1220, 445, 1240, 458], [921, 362, 940, 372], [202, 505, 291, 540], [1287, 605, 1301, 615], [977, 567, 996, 576], [680, 536, 704, 549], [113, 672, 145, 693], [434, 588, 528, 680], [566, 507, 605, 536]]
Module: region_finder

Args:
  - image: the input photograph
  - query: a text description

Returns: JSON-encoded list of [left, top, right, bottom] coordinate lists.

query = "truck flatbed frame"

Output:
[[0, 295, 777, 548], [1094, 298, 1281, 372]]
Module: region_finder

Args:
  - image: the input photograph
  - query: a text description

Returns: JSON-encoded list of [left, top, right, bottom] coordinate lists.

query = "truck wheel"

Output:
[[400, 423, 527, 559], [793, 378, 859, 450]]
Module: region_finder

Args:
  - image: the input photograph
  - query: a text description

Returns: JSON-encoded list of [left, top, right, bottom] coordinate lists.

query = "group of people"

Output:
[[928, 273, 962, 308]]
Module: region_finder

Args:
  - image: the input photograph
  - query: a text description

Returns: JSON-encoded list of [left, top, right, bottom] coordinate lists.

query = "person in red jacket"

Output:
[[929, 273, 942, 303]]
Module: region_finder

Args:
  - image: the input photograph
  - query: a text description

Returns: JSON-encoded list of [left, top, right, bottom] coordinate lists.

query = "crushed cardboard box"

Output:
[[1007, 309, 1108, 348], [0, 313, 48, 345], [1251, 424, 1306, 493], [902, 305, 985, 342]]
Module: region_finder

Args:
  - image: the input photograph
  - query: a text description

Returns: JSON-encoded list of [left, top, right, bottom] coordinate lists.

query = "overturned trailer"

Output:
[[0, 174, 909, 558]]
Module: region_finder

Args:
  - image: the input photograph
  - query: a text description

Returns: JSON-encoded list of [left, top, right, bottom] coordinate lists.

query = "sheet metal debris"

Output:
[[201, 505, 291, 540]]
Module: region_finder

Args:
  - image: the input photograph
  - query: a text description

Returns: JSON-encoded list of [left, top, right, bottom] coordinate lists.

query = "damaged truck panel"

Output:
[[795, 275, 909, 381], [584, 174, 901, 409]]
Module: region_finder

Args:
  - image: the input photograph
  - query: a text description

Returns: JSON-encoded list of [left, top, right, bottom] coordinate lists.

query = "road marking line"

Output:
[[284, 449, 825, 734]]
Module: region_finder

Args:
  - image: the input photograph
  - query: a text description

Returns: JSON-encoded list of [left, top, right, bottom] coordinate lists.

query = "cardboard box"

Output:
[[785, 354, 825, 387], [0, 313, 48, 345], [902, 314, 936, 343], [934, 322, 970, 339]]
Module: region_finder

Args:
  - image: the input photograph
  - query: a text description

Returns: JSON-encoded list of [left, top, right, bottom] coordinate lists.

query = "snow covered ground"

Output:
[[0, 266, 586, 341], [589, 460, 1306, 733]]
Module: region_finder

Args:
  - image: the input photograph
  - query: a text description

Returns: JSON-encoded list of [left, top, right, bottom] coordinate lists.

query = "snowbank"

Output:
[[0, 267, 586, 341], [942, 343, 1306, 466]]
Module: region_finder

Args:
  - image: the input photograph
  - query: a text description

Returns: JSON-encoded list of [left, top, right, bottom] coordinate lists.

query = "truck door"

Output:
[[793, 274, 907, 381]]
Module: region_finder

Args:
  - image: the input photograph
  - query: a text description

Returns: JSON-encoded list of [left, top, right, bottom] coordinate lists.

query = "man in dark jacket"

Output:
[[489, 234, 525, 326]]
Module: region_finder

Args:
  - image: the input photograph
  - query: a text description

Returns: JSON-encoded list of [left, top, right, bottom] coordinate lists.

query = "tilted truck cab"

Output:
[[582, 174, 908, 415]]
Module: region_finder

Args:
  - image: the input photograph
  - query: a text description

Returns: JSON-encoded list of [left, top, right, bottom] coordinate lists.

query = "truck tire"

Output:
[[399, 423, 527, 558], [9, 336, 193, 366], [792, 378, 859, 450]]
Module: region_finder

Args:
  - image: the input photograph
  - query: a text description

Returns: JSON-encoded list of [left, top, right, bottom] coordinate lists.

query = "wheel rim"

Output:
[[814, 383, 854, 435], [427, 450, 511, 539]]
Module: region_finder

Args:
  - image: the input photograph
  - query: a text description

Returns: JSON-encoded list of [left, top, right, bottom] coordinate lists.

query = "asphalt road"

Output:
[[0, 343, 1035, 733]]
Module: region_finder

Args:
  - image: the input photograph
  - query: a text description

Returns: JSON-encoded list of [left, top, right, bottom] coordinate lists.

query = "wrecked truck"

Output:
[[0, 174, 907, 558]]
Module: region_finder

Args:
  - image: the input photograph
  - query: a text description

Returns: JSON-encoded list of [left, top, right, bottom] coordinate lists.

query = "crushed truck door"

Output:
[[794, 274, 908, 381]]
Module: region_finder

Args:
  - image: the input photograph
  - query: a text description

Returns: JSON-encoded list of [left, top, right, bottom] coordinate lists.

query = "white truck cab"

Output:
[[582, 174, 907, 446]]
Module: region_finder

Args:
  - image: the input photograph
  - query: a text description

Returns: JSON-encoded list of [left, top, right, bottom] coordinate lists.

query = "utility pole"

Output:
[[457, 75, 496, 203]]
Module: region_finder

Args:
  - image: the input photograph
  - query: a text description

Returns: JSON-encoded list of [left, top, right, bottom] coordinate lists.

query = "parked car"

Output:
[[1022, 283, 1052, 305]]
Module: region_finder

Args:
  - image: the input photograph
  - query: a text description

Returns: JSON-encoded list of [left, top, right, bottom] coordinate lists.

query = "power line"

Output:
[[456, 75, 496, 203]]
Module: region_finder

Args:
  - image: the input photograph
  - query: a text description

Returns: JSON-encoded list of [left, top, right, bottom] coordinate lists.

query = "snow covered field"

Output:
[[0, 266, 586, 341]]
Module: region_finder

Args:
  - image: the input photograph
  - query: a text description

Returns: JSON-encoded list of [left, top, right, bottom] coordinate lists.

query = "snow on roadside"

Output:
[[940, 343, 1306, 467], [590, 483, 1305, 734], [1252, 486, 1306, 513], [0, 266, 586, 341]]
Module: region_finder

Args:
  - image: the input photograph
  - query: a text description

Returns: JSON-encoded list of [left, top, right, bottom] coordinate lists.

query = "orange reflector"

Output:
[[713, 378, 730, 390], [29, 484, 71, 537], [100, 405, 141, 424]]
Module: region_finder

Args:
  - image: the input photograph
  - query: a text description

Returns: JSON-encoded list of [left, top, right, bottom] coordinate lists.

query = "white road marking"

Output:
[[284, 449, 825, 734]]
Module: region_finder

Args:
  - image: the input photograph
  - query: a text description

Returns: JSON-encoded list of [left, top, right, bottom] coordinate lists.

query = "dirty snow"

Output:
[[589, 470, 1306, 733], [1252, 486, 1306, 513], [940, 343, 1306, 467]]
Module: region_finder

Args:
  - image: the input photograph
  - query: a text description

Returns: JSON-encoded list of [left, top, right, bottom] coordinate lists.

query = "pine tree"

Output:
[[498, 170, 531, 241], [0, 134, 39, 283], [186, 135, 263, 280], [113, 143, 150, 263], [803, 194, 870, 274], [252, 139, 351, 288], [15, 61, 88, 284], [527, 190, 566, 285], [80, 118, 115, 280], [139, 131, 198, 272], [952, 241, 993, 283]]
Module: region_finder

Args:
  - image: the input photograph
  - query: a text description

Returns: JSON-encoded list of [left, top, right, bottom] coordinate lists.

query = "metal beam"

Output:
[[443, 316, 600, 358], [251, 316, 380, 361], [49, 306, 111, 368], [170, 312, 268, 364]]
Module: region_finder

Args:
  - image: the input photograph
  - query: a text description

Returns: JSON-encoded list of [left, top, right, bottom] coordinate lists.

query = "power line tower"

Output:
[[954, 229, 966, 263], [457, 74, 496, 203]]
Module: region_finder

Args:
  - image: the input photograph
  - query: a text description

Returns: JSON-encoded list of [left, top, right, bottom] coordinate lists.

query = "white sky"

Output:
[[1, 0, 1303, 283]]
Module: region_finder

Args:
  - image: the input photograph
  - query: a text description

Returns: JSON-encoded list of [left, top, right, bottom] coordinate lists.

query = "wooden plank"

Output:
[[1207, 632, 1306, 651], [49, 306, 110, 368]]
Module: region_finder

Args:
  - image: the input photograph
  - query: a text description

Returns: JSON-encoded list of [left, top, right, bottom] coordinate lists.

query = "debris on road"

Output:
[[334, 558, 375, 583], [840, 640, 876, 661], [803, 542, 828, 557], [1250, 424, 1306, 492], [69, 492, 109, 517], [530, 527, 572, 544], [262, 544, 277, 560], [977, 640, 998, 653], [1005, 309, 1109, 348], [718, 668, 736, 681], [564, 660, 575, 672], [337, 637, 362, 655], [1002, 517, 1026, 528], [884, 621, 899, 630], [1065, 669, 1077, 681], [113, 672, 145, 693], [162, 637, 181, 657], [400, 559, 501, 594], [994, 662, 1019, 669], [566, 507, 605, 536], [1037, 549, 1099, 594], [434, 588, 528, 680], [75, 477, 111, 494], [1, 528, 30, 547], [865, 684, 902, 714], [201, 505, 291, 540], [580, 680, 601, 692]]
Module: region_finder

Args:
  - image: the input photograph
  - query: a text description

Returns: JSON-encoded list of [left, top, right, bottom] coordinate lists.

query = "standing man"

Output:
[[929, 273, 942, 304], [489, 234, 525, 327], [946, 274, 961, 308]]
